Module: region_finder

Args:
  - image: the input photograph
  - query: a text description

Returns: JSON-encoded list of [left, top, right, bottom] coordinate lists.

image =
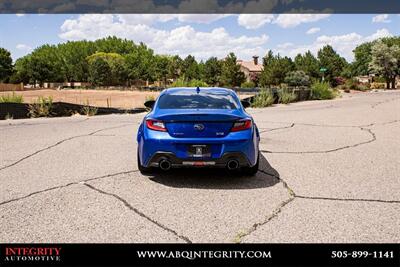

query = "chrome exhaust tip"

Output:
[[159, 159, 171, 171], [227, 159, 239, 170]]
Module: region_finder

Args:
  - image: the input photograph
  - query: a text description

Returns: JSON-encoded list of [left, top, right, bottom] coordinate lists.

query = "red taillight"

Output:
[[231, 119, 252, 132], [146, 119, 167, 132]]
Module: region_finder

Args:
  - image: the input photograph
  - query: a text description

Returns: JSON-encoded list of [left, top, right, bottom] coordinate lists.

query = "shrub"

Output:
[[0, 92, 23, 103], [145, 95, 155, 102], [29, 96, 53, 117], [284, 71, 310, 87], [240, 81, 255, 89], [278, 89, 296, 104], [170, 77, 208, 87], [310, 82, 335, 100], [345, 78, 359, 90], [251, 89, 275, 108], [370, 82, 385, 89], [81, 101, 98, 116]]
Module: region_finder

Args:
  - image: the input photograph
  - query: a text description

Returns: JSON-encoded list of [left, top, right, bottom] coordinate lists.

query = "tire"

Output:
[[242, 152, 259, 176], [137, 151, 154, 175]]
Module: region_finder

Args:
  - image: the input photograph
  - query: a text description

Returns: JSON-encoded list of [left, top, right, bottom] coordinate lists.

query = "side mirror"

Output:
[[144, 100, 155, 110], [241, 100, 251, 109]]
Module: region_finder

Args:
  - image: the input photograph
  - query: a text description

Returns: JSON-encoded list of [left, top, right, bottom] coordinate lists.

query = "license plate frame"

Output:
[[187, 144, 211, 158]]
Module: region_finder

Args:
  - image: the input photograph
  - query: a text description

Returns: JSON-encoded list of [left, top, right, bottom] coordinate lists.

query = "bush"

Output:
[[251, 89, 275, 108], [80, 100, 98, 116], [240, 81, 255, 89], [310, 82, 335, 100], [170, 77, 208, 87], [28, 96, 53, 117], [373, 76, 386, 83], [0, 92, 23, 103], [370, 82, 385, 89], [278, 89, 296, 104], [284, 71, 310, 87], [345, 78, 359, 90]]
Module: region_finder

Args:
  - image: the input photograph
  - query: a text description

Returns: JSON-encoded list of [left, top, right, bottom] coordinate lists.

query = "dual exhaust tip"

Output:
[[158, 158, 240, 171]]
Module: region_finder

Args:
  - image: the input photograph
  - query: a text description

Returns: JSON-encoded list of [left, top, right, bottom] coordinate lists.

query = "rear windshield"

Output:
[[157, 92, 239, 109]]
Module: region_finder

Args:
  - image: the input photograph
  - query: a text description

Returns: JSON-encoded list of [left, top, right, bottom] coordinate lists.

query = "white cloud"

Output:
[[306, 27, 320, 34], [275, 28, 392, 61], [274, 14, 330, 28], [59, 14, 269, 60], [372, 14, 391, 23], [16, 44, 32, 52], [237, 14, 275, 29], [117, 14, 230, 26]]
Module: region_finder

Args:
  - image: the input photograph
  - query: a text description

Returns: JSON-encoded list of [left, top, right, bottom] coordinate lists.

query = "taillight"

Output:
[[146, 119, 167, 132], [231, 119, 252, 132]]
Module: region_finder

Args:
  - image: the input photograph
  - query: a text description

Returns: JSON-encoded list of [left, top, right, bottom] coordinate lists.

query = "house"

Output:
[[237, 56, 263, 82]]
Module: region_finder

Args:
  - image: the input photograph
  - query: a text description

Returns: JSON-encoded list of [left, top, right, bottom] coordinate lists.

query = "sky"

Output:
[[0, 14, 399, 62]]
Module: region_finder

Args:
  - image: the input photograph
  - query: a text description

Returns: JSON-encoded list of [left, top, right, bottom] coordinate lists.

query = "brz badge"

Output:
[[194, 124, 205, 131]]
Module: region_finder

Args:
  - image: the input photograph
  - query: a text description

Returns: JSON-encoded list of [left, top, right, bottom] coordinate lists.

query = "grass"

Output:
[[310, 82, 336, 100], [251, 89, 275, 108], [81, 100, 98, 116], [277, 89, 297, 104], [0, 92, 24, 103], [28, 96, 53, 118]]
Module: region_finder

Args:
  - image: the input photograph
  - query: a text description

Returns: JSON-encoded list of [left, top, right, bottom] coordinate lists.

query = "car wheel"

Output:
[[242, 152, 259, 176], [137, 151, 154, 175]]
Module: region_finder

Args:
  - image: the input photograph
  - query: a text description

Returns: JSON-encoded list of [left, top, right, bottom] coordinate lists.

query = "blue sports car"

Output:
[[137, 87, 260, 175]]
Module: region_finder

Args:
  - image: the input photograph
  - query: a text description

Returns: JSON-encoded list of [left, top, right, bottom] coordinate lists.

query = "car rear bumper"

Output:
[[147, 151, 251, 168]]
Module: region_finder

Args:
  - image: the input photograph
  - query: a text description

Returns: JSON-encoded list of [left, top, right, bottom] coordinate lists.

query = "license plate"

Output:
[[187, 145, 211, 158]]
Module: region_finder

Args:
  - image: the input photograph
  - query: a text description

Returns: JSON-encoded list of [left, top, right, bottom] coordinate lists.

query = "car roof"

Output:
[[161, 87, 235, 96]]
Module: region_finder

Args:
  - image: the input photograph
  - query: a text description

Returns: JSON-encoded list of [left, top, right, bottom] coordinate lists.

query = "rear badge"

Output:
[[194, 124, 205, 131]]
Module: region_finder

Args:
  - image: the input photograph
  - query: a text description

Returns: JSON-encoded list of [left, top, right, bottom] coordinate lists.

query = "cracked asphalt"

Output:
[[1, 91, 399, 243]]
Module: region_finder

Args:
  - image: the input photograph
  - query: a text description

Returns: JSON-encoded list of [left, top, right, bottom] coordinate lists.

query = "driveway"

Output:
[[1, 91, 399, 243]]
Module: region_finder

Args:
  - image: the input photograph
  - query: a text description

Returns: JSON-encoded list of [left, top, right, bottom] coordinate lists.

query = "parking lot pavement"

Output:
[[1, 91, 399, 243]]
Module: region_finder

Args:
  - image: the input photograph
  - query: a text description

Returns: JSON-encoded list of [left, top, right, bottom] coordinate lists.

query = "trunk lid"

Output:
[[154, 109, 242, 138]]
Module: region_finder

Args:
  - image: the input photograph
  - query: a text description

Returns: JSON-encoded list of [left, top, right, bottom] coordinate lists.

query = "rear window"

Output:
[[157, 92, 240, 109]]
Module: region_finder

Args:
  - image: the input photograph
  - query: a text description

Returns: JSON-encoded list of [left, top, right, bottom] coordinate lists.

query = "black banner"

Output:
[[0, 243, 399, 266], [0, 0, 399, 14]]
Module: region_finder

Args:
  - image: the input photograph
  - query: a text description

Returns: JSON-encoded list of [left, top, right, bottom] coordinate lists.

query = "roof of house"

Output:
[[237, 60, 263, 72]]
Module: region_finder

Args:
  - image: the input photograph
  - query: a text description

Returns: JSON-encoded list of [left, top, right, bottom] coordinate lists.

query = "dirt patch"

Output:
[[0, 89, 159, 109], [0, 89, 254, 109]]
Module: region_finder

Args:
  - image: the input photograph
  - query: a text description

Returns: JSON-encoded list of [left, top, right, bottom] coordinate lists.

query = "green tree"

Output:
[[202, 57, 222, 86], [220, 52, 245, 87], [153, 55, 170, 86], [181, 55, 200, 80], [260, 51, 294, 87], [0, 47, 13, 82], [87, 52, 128, 86], [294, 51, 320, 79], [317, 45, 347, 85], [167, 55, 182, 80], [369, 40, 400, 89], [88, 56, 111, 86], [125, 42, 155, 82]]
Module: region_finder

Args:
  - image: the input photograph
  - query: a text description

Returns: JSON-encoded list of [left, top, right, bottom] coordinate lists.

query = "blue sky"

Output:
[[0, 14, 399, 62]]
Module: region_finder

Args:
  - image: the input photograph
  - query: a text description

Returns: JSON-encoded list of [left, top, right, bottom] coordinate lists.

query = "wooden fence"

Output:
[[0, 83, 24, 92]]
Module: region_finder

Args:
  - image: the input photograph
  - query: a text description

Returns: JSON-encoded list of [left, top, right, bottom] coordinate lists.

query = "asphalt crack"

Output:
[[83, 183, 192, 243], [0, 124, 133, 171], [236, 167, 400, 243], [261, 127, 376, 154], [234, 168, 295, 243], [295, 195, 400, 204], [371, 96, 400, 109], [259, 123, 295, 134], [0, 170, 138, 206]]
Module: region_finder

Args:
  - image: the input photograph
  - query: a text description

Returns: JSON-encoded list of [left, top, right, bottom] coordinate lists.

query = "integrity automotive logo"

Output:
[[3, 247, 62, 263]]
